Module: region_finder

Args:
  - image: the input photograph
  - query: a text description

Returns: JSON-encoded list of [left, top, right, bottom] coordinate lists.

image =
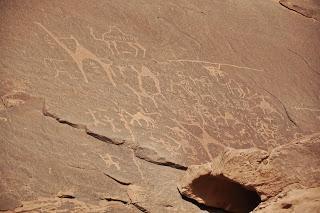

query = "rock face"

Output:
[[178, 133, 320, 212], [279, 0, 320, 21], [0, 97, 200, 212], [0, 0, 319, 212], [255, 187, 320, 212]]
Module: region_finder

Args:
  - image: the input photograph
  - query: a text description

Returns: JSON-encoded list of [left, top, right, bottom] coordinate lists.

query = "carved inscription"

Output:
[[35, 22, 299, 163]]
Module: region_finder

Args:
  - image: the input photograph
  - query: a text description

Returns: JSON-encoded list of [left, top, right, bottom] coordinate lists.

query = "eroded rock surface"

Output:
[[255, 187, 320, 212], [0, 97, 200, 212], [1, 0, 319, 212], [178, 134, 320, 212], [279, 0, 320, 21]]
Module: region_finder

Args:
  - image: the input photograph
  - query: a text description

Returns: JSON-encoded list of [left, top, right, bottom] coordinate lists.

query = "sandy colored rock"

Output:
[[279, 0, 320, 21], [14, 197, 141, 213], [0, 193, 21, 211], [1, 0, 319, 212], [0, 98, 199, 212], [178, 133, 320, 212], [57, 191, 76, 199], [2, 0, 319, 169], [254, 187, 320, 212]]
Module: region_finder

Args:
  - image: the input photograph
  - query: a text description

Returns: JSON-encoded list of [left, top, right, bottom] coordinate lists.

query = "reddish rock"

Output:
[[178, 134, 320, 212], [255, 187, 320, 212], [1, 0, 319, 212], [279, 0, 320, 21]]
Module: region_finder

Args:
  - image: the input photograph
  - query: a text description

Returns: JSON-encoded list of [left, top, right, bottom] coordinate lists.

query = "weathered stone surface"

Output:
[[1, 0, 319, 212], [279, 0, 320, 21], [254, 187, 320, 212], [0, 98, 200, 212], [14, 197, 141, 213], [178, 133, 320, 212]]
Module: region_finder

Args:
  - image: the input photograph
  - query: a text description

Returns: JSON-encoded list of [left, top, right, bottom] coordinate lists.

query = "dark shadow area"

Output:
[[189, 174, 261, 213], [180, 192, 228, 213]]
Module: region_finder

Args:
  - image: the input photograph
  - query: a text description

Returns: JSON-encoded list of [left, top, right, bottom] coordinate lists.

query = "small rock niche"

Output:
[[189, 174, 261, 213]]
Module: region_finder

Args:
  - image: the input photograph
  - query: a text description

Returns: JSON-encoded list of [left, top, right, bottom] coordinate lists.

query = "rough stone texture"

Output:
[[254, 187, 320, 212], [0, 97, 201, 212], [279, 0, 320, 21], [178, 133, 320, 212], [0, 0, 319, 212]]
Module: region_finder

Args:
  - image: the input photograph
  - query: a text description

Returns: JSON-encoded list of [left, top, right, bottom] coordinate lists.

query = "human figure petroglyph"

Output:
[[98, 153, 120, 170], [167, 60, 295, 150], [35, 20, 300, 159], [89, 26, 146, 58], [35, 22, 116, 86]]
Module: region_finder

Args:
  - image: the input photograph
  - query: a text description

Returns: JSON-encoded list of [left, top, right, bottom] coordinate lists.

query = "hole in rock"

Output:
[[190, 174, 261, 213], [180, 193, 228, 213]]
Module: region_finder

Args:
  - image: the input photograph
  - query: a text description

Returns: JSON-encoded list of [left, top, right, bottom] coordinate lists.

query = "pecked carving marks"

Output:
[[35, 22, 88, 83], [99, 153, 121, 170], [33, 22, 300, 165], [42, 102, 123, 145], [159, 60, 298, 153], [35, 22, 117, 86], [89, 26, 146, 58], [41, 98, 186, 171]]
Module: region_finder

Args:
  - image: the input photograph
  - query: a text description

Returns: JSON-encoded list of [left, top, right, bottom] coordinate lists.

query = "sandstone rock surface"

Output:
[[1, 0, 319, 212], [255, 187, 320, 212], [178, 133, 320, 212], [279, 0, 320, 21]]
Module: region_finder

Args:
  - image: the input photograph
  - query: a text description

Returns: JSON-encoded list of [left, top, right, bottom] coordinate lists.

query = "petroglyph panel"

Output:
[[5, 20, 301, 166], [2, 1, 320, 212]]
